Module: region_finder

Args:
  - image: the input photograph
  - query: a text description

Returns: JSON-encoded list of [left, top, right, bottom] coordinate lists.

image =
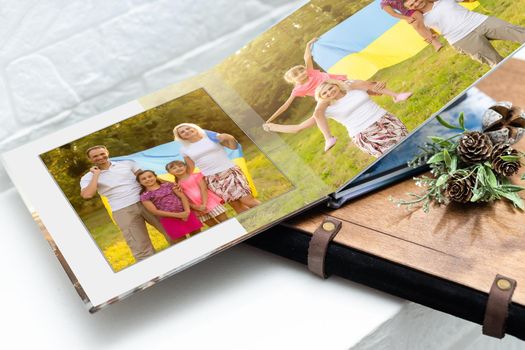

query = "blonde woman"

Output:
[[263, 79, 409, 157], [267, 38, 411, 152], [173, 123, 260, 213]]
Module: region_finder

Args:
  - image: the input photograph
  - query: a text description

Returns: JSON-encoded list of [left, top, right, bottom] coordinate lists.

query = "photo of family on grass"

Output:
[[41, 89, 292, 271], [217, 0, 525, 190]]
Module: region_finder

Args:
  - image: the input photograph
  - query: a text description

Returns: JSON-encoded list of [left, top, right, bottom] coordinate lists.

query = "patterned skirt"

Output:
[[204, 166, 252, 203], [198, 204, 227, 223], [352, 113, 408, 158]]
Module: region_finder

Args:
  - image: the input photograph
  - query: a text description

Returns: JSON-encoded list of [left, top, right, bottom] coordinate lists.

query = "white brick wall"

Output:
[[0, 0, 307, 192]]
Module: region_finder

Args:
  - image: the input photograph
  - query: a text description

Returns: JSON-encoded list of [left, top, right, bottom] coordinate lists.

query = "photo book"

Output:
[[2, 0, 525, 312], [250, 46, 525, 340]]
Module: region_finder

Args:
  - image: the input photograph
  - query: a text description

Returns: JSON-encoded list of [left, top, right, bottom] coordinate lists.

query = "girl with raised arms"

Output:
[[264, 79, 408, 158], [266, 38, 412, 152]]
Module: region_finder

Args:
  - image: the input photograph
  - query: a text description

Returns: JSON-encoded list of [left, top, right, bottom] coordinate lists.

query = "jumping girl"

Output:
[[266, 37, 412, 152], [264, 79, 409, 158]]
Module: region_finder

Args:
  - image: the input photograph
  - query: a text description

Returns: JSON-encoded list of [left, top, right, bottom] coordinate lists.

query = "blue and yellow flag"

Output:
[[312, 0, 479, 80], [101, 130, 258, 218], [110, 130, 257, 196]]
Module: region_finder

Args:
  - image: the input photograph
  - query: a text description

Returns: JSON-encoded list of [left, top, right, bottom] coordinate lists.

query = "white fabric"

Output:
[[423, 0, 488, 44], [325, 89, 387, 137], [180, 136, 234, 176], [80, 160, 141, 211]]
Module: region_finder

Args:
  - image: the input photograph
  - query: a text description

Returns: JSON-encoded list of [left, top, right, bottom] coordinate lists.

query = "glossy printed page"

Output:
[[214, 0, 525, 192], [3, 75, 329, 311]]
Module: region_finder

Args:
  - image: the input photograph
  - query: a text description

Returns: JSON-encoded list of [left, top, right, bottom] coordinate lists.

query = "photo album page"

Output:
[[3, 0, 524, 311]]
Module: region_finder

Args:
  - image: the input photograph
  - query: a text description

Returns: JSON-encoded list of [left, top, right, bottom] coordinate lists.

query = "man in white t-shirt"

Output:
[[404, 0, 525, 66], [80, 145, 168, 261]]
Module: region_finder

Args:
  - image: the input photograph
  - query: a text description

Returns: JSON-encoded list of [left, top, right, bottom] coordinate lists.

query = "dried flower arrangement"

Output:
[[393, 102, 525, 212]]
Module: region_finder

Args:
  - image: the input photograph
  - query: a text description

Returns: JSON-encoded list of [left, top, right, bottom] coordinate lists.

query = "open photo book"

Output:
[[2, 0, 525, 312], [249, 48, 525, 340]]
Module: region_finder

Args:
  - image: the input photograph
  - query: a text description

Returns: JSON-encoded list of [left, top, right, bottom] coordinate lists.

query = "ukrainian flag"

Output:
[[101, 130, 257, 217], [111, 130, 257, 196], [312, 0, 480, 80]]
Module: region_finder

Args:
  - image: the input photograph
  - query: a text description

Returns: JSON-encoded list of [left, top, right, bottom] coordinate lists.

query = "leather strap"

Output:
[[307, 217, 342, 278], [482, 274, 517, 338]]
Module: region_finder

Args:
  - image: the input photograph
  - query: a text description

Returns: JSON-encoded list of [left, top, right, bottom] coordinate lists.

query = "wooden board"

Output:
[[288, 58, 525, 306], [477, 58, 525, 106]]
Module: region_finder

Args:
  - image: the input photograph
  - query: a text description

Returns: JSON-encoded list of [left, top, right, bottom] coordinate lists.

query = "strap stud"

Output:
[[322, 221, 336, 232], [496, 278, 511, 291]]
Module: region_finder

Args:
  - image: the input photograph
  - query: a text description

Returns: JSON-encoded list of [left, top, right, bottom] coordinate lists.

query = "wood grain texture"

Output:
[[476, 59, 525, 106], [287, 58, 525, 306]]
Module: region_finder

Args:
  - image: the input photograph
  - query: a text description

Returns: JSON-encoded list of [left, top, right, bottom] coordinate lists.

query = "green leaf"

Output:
[[499, 184, 525, 192], [427, 152, 444, 164], [429, 136, 453, 147], [443, 149, 452, 169], [458, 112, 465, 130], [476, 166, 486, 186], [435, 174, 448, 187], [500, 177, 511, 185], [436, 115, 462, 130], [500, 191, 525, 210], [485, 166, 498, 188], [471, 188, 484, 202], [500, 155, 521, 162], [450, 155, 458, 172], [522, 173, 525, 181], [429, 136, 446, 143]]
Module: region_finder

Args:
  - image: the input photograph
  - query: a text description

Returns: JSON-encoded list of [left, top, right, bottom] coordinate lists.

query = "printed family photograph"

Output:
[[41, 89, 293, 271]]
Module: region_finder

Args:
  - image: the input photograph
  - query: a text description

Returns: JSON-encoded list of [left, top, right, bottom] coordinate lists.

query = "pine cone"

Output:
[[491, 143, 521, 177], [482, 102, 525, 145], [445, 173, 475, 203], [457, 131, 493, 164]]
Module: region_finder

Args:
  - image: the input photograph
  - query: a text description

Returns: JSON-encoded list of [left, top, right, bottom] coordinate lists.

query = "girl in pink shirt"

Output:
[[166, 160, 229, 227], [265, 38, 412, 152]]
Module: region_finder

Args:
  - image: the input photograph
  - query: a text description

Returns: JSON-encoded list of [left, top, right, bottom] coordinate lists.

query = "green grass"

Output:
[[83, 209, 172, 271], [272, 0, 525, 190]]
